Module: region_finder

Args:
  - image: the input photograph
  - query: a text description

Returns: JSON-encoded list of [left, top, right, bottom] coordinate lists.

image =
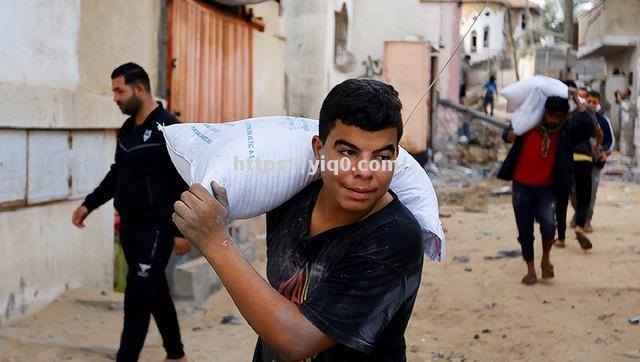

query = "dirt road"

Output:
[[1, 180, 639, 361]]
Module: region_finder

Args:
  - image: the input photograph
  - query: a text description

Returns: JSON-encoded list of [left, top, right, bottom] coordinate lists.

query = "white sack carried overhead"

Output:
[[501, 76, 568, 113], [501, 76, 569, 135], [511, 88, 547, 136], [161, 116, 445, 262]]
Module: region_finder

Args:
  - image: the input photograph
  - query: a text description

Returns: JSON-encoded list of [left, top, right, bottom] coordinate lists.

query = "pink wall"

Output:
[[383, 41, 431, 154]]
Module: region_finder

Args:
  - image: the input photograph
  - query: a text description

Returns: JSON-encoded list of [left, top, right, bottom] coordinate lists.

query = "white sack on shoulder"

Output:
[[161, 116, 445, 261]]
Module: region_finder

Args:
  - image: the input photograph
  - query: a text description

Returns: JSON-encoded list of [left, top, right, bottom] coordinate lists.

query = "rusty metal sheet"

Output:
[[169, 0, 253, 123]]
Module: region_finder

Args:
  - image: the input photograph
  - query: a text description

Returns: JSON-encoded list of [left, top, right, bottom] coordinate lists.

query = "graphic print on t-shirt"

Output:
[[277, 265, 309, 305]]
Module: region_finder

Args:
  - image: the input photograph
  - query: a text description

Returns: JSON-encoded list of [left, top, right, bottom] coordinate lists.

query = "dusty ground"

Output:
[[1, 180, 640, 361]]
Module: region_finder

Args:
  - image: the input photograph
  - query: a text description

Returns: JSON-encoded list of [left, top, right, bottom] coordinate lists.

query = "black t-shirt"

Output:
[[253, 180, 424, 362]]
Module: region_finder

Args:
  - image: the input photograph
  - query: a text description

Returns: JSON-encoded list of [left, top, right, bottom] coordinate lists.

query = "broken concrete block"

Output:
[[173, 257, 220, 303], [171, 221, 256, 303]]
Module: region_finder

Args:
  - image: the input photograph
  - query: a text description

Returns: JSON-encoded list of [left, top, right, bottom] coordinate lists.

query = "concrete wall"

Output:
[[578, 0, 640, 48], [461, 5, 506, 64], [0, 0, 161, 129], [605, 75, 628, 140], [518, 51, 536, 80], [283, 0, 451, 117], [0, 178, 115, 326], [249, 1, 287, 116], [603, 47, 640, 97], [0, 0, 162, 325], [341, 0, 429, 82], [419, 2, 461, 102], [511, 9, 540, 42], [282, 0, 330, 119], [461, 4, 540, 66]]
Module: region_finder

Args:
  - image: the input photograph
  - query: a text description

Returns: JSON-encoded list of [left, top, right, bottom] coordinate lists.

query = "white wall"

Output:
[[0, 199, 114, 325], [284, 0, 446, 119], [512, 9, 527, 40], [0, 0, 162, 324], [0, 130, 116, 325], [338, 0, 429, 83], [461, 7, 506, 64], [422, 2, 461, 102], [0, 0, 80, 89]]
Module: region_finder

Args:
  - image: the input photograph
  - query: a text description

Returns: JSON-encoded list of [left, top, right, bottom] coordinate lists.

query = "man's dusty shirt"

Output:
[[253, 180, 424, 361]]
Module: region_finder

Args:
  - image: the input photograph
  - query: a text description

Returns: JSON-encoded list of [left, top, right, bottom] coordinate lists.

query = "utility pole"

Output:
[[525, 0, 531, 45], [506, 5, 520, 81], [563, 0, 574, 46], [563, 0, 574, 80]]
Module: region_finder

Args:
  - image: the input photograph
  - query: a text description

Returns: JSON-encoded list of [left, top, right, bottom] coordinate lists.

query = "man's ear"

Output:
[[312, 135, 324, 160], [134, 82, 146, 96]]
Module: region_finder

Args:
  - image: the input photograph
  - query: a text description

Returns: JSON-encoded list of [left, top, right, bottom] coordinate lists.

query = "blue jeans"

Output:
[[512, 182, 556, 262]]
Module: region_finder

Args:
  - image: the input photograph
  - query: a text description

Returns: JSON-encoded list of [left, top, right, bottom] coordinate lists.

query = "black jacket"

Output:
[[570, 109, 598, 157], [497, 122, 573, 196], [83, 103, 188, 234]]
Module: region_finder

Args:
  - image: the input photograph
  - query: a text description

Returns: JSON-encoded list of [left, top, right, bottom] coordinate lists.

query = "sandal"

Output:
[[555, 239, 565, 248]]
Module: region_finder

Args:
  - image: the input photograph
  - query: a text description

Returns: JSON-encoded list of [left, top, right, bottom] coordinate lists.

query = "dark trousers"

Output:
[[512, 182, 556, 262], [483, 97, 495, 115], [117, 221, 184, 362], [570, 165, 601, 223], [556, 191, 569, 241], [572, 161, 593, 228]]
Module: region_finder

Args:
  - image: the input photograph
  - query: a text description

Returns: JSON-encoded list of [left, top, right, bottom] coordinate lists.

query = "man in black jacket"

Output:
[[71, 63, 188, 362]]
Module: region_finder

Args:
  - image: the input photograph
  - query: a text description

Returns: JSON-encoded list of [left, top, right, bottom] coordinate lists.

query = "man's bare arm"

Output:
[[173, 183, 335, 360]]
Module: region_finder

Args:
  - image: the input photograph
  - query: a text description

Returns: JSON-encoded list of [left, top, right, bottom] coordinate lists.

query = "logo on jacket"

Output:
[[143, 129, 152, 142], [137, 263, 151, 277]]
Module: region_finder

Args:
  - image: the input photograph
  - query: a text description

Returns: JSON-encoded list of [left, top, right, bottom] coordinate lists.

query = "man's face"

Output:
[[312, 120, 398, 213], [578, 89, 588, 99], [112, 76, 142, 116], [586, 96, 600, 112], [545, 111, 566, 127]]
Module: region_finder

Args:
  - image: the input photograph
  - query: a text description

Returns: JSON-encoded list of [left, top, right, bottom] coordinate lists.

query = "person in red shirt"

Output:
[[498, 96, 572, 285]]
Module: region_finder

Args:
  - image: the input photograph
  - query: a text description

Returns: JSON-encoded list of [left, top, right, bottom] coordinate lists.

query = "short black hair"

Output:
[[111, 62, 151, 92], [588, 90, 601, 100], [544, 96, 569, 115], [318, 79, 403, 143], [489, 75, 496, 82], [464, 55, 471, 61]]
